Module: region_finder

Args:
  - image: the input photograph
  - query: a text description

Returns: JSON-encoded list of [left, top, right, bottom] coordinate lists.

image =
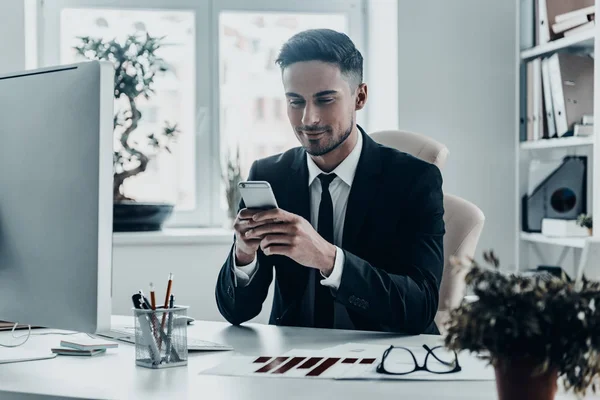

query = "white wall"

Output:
[[396, 0, 518, 267], [0, 0, 26, 74], [111, 232, 274, 324], [365, 0, 399, 132]]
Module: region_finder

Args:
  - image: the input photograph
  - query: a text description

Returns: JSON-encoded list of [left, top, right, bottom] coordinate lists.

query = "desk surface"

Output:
[[0, 316, 581, 400]]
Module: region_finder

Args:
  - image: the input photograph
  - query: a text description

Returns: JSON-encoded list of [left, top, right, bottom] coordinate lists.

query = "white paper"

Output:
[[200, 342, 495, 381]]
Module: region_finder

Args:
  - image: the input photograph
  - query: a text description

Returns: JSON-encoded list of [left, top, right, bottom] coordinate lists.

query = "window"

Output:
[[42, 0, 363, 226], [218, 11, 348, 181], [59, 8, 197, 210], [273, 98, 284, 120]]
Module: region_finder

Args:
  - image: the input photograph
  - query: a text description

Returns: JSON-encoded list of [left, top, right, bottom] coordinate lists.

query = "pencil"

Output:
[[163, 273, 173, 309], [149, 283, 156, 310]]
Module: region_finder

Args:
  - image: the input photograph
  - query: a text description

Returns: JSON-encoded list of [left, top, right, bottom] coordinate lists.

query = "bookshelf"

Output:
[[516, 1, 599, 272], [519, 136, 593, 150], [520, 232, 587, 248]]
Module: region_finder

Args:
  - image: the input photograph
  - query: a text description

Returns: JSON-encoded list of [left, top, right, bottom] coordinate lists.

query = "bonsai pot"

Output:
[[113, 201, 174, 232], [495, 358, 558, 400]]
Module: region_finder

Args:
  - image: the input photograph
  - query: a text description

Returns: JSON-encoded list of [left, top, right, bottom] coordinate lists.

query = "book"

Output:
[[51, 348, 107, 357], [60, 338, 119, 351], [554, 5, 595, 23], [552, 13, 589, 34], [563, 19, 595, 36]]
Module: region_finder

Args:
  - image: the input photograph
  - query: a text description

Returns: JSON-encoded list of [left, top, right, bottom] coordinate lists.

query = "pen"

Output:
[[139, 290, 152, 310], [165, 294, 175, 362], [159, 274, 174, 349]]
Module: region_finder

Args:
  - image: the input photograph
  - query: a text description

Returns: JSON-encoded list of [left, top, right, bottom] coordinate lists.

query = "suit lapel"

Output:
[[342, 127, 383, 253]]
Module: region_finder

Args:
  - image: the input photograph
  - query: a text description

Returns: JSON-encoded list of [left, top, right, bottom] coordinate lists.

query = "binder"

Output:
[[525, 60, 543, 141], [521, 0, 536, 50], [526, 62, 535, 141], [537, 0, 551, 43], [532, 59, 543, 140], [547, 53, 594, 136], [541, 58, 557, 137]]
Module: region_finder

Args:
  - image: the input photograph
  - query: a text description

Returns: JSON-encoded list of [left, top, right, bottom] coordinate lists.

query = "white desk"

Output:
[[0, 316, 581, 399]]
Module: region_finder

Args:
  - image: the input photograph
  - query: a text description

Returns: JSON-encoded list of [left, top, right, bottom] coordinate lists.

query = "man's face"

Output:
[[282, 61, 360, 156]]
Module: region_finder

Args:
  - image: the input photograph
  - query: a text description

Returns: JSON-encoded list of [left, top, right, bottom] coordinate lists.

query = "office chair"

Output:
[[370, 130, 485, 334]]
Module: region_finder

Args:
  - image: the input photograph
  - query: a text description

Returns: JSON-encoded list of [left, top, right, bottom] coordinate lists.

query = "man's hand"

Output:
[[246, 208, 337, 276], [233, 208, 279, 266]]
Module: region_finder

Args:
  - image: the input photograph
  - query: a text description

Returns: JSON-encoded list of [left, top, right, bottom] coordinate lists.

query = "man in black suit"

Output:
[[215, 29, 444, 334]]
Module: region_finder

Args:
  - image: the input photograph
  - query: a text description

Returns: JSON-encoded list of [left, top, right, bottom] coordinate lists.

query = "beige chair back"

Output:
[[370, 130, 485, 333]]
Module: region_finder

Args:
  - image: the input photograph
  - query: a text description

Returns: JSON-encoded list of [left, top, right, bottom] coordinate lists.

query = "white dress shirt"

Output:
[[233, 132, 363, 290]]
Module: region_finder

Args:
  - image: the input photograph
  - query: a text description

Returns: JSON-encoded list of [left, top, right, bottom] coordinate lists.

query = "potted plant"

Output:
[[74, 33, 179, 232], [444, 251, 600, 400], [223, 146, 243, 228], [577, 214, 593, 236]]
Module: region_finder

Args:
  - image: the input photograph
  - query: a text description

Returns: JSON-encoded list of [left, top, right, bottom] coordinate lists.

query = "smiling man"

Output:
[[215, 29, 445, 334]]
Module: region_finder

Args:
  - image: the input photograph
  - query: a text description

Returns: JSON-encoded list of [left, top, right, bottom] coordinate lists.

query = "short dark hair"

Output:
[[275, 29, 363, 89]]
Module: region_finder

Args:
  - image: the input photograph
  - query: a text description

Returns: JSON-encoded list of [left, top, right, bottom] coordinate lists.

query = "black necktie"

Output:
[[314, 173, 336, 328]]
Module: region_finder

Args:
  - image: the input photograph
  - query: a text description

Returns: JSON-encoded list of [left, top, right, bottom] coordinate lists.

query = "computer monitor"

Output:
[[0, 61, 114, 333]]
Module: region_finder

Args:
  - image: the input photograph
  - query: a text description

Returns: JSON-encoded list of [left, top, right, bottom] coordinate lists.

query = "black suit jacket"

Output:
[[215, 128, 445, 335]]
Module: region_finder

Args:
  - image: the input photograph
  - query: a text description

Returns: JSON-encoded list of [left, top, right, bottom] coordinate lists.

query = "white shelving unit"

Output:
[[519, 136, 594, 150], [516, 4, 600, 273], [520, 29, 594, 61], [520, 232, 586, 248]]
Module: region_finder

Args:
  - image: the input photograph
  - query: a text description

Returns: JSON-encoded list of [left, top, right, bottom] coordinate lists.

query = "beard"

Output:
[[299, 117, 354, 157]]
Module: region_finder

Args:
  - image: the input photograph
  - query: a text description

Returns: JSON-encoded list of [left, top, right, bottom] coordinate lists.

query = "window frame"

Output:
[[39, 0, 365, 227]]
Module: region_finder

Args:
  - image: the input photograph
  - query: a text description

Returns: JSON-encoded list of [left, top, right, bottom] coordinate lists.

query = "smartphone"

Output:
[[238, 181, 278, 210]]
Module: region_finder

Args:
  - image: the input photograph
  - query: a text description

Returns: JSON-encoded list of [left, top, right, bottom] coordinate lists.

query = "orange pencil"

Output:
[[149, 283, 156, 310]]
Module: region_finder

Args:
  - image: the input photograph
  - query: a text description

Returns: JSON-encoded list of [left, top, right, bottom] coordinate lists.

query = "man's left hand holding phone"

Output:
[[234, 181, 280, 266]]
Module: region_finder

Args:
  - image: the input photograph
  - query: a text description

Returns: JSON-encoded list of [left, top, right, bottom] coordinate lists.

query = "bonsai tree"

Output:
[[223, 146, 243, 223], [74, 33, 179, 202]]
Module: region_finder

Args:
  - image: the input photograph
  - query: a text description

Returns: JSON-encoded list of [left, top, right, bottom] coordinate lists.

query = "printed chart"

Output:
[[201, 354, 377, 379]]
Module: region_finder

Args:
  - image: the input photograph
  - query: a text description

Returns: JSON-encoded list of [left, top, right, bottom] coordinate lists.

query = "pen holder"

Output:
[[133, 306, 189, 369]]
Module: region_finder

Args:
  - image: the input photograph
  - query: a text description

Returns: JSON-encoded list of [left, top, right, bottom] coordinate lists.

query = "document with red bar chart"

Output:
[[200, 343, 494, 381], [199, 349, 378, 380]]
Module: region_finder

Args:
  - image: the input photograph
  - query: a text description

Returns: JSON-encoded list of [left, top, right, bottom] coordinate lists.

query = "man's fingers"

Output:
[[260, 234, 293, 249], [253, 208, 294, 223], [238, 208, 261, 220], [262, 244, 292, 257], [246, 223, 291, 238], [237, 218, 280, 231]]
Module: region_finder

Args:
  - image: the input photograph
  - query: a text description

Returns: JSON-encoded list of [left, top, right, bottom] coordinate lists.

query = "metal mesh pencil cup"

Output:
[[133, 306, 189, 369]]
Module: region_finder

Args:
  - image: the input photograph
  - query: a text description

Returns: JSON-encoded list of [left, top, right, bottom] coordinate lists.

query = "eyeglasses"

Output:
[[376, 344, 462, 376]]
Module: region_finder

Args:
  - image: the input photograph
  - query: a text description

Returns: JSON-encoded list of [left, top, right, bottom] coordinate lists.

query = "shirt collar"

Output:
[[307, 130, 363, 187]]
